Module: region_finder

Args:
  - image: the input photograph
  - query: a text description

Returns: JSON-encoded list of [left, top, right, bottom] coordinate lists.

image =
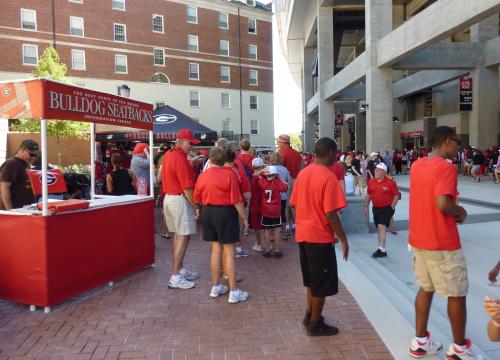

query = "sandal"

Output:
[[273, 250, 283, 258], [161, 234, 171, 239], [281, 235, 288, 241], [262, 250, 272, 258]]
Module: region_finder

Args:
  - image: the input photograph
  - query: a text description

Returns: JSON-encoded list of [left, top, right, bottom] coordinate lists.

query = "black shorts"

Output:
[[372, 206, 395, 227], [202, 205, 239, 244], [261, 216, 282, 228], [299, 242, 338, 297], [280, 200, 287, 223]]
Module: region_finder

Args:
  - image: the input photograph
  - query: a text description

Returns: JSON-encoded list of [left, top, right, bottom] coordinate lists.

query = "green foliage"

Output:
[[32, 45, 67, 82], [289, 133, 302, 151]]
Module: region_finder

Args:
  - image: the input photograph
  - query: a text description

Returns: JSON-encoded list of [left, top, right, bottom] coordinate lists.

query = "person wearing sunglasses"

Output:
[[0, 139, 39, 210]]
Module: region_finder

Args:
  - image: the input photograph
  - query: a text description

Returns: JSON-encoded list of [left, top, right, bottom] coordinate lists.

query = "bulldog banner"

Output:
[[0, 78, 153, 131]]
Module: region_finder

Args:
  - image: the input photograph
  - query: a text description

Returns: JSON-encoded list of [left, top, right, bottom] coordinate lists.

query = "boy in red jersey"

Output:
[[258, 166, 288, 257], [249, 157, 266, 252]]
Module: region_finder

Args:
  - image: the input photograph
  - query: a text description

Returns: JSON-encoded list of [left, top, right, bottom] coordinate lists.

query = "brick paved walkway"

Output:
[[0, 211, 393, 360]]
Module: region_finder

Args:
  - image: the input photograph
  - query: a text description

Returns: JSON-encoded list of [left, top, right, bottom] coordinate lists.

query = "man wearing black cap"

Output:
[[0, 139, 39, 210]]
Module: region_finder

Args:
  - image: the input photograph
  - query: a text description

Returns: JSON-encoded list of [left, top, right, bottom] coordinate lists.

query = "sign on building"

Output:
[[459, 76, 472, 111]]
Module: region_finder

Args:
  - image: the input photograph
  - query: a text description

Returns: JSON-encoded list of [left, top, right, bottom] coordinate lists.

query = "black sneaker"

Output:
[[372, 249, 387, 258], [302, 312, 324, 327], [306, 320, 339, 337]]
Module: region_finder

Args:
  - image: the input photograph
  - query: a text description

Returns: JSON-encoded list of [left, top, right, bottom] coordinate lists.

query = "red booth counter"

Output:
[[0, 196, 154, 311]]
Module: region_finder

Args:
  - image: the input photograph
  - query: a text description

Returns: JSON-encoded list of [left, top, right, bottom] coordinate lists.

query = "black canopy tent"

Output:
[[95, 105, 217, 144]]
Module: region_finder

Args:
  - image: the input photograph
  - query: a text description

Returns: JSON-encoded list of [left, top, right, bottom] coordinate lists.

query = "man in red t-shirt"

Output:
[[363, 163, 399, 258], [290, 137, 348, 337], [238, 139, 255, 175], [407, 127, 478, 359], [161, 129, 201, 290], [329, 161, 346, 193]]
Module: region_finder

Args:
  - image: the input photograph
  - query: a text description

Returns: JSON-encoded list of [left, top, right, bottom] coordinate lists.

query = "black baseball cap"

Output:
[[20, 139, 39, 155]]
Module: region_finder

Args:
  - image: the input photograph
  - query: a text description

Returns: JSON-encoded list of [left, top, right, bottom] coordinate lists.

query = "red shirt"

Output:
[[329, 162, 345, 181], [258, 177, 288, 218], [226, 164, 251, 194], [238, 153, 255, 174], [367, 177, 399, 208], [193, 167, 242, 206], [409, 157, 461, 250], [279, 146, 302, 178], [249, 175, 262, 214], [161, 148, 195, 195], [290, 163, 347, 243]]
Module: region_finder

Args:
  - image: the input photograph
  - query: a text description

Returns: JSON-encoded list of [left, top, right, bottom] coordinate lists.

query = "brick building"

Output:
[[0, 0, 274, 145]]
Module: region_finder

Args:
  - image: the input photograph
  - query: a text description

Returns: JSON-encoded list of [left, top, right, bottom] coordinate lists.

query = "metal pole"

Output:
[[237, 6, 243, 139], [51, 0, 56, 48], [41, 119, 48, 216], [90, 123, 95, 199], [149, 130, 154, 197]]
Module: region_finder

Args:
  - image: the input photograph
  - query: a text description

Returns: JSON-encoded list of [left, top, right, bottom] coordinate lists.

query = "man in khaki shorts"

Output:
[[408, 126, 481, 360], [161, 129, 201, 289]]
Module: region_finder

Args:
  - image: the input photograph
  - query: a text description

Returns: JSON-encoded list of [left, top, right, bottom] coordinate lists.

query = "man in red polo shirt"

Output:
[[161, 129, 202, 290], [277, 134, 303, 232], [290, 137, 349, 337], [363, 163, 399, 258], [238, 139, 254, 175]]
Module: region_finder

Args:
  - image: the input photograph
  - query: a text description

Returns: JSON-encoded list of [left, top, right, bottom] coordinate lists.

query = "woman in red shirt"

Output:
[[193, 147, 249, 304]]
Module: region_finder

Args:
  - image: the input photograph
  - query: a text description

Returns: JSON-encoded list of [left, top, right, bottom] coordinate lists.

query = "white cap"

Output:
[[252, 157, 265, 168], [375, 163, 387, 172], [267, 165, 278, 175], [370, 152, 378, 157]]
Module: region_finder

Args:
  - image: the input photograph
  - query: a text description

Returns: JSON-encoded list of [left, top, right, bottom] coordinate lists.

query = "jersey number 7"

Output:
[[265, 189, 272, 203]]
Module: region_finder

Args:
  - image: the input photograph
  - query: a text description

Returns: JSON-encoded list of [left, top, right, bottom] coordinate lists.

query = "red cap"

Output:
[[277, 134, 290, 143], [176, 128, 200, 145], [133, 143, 149, 155]]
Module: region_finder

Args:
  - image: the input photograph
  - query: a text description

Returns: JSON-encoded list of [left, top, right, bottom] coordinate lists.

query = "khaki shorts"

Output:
[[412, 248, 468, 297], [355, 176, 365, 188], [163, 194, 197, 236], [286, 177, 296, 205]]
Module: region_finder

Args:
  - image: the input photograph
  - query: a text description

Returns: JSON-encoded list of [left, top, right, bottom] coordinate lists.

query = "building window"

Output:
[[112, 0, 125, 10], [248, 18, 256, 34], [21, 9, 36, 30], [187, 6, 198, 23], [152, 15, 164, 33], [222, 120, 230, 132], [189, 63, 199, 80], [71, 49, 86, 70], [150, 73, 169, 83], [190, 90, 200, 107], [250, 95, 258, 110], [70, 16, 84, 36], [155, 102, 166, 109], [251, 120, 259, 135], [113, 23, 126, 42], [220, 40, 229, 56], [69, 0, 83, 3], [220, 66, 230, 83], [115, 54, 127, 73], [22, 44, 38, 66], [219, 12, 228, 29], [248, 44, 257, 60], [249, 70, 258, 86], [154, 48, 165, 66], [221, 93, 230, 109], [247, 0, 255, 6], [188, 35, 198, 52]]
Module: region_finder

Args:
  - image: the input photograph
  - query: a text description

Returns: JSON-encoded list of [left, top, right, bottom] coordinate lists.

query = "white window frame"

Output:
[[250, 120, 259, 135], [219, 40, 229, 56], [115, 54, 128, 73], [250, 95, 258, 110], [190, 90, 200, 107], [70, 16, 84, 37], [189, 63, 200, 80], [188, 35, 198, 52], [113, 23, 126, 42], [22, 44, 38, 66], [155, 101, 166, 109], [220, 66, 230, 83], [153, 48, 165, 66], [222, 120, 230, 132], [71, 49, 86, 70], [221, 93, 230, 109], [20, 9, 37, 31], [219, 12, 228, 29], [152, 14, 164, 33], [248, 18, 257, 34], [249, 69, 258, 86], [247, 0, 255, 6], [248, 44, 257, 60], [187, 6, 198, 24], [69, 0, 83, 3], [112, 0, 126, 11]]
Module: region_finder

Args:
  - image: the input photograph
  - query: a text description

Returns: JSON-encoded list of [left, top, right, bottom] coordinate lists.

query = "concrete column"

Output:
[[423, 117, 437, 150], [469, 15, 499, 149], [355, 110, 367, 152], [303, 47, 316, 151], [317, 7, 335, 139], [304, 115, 316, 153], [365, 0, 393, 153]]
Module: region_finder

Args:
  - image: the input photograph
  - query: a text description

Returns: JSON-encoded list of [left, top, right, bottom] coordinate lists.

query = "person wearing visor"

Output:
[[0, 139, 39, 210]]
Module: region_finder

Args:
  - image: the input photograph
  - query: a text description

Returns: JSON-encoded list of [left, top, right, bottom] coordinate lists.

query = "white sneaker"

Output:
[[168, 276, 195, 289], [180, 269, 199, 281], [445, 339, 484, 360], [409, 332, 442, 358], [236, 248, 250, 258], [252, 244, 263, 252], [210, 284, 229, 298], [228, 288, 248, 303]]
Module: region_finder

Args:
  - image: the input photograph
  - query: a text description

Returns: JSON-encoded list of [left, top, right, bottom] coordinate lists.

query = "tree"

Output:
[[10, 46, 89, 167], [289, 133, 302, 152]]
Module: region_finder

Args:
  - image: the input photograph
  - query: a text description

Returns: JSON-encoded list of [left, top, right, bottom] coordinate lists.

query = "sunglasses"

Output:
[[29, 152, 38, 157]]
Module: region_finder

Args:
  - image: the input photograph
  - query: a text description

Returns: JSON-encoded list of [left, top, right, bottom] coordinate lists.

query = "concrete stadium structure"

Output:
[[275, 0, 500, 153]]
